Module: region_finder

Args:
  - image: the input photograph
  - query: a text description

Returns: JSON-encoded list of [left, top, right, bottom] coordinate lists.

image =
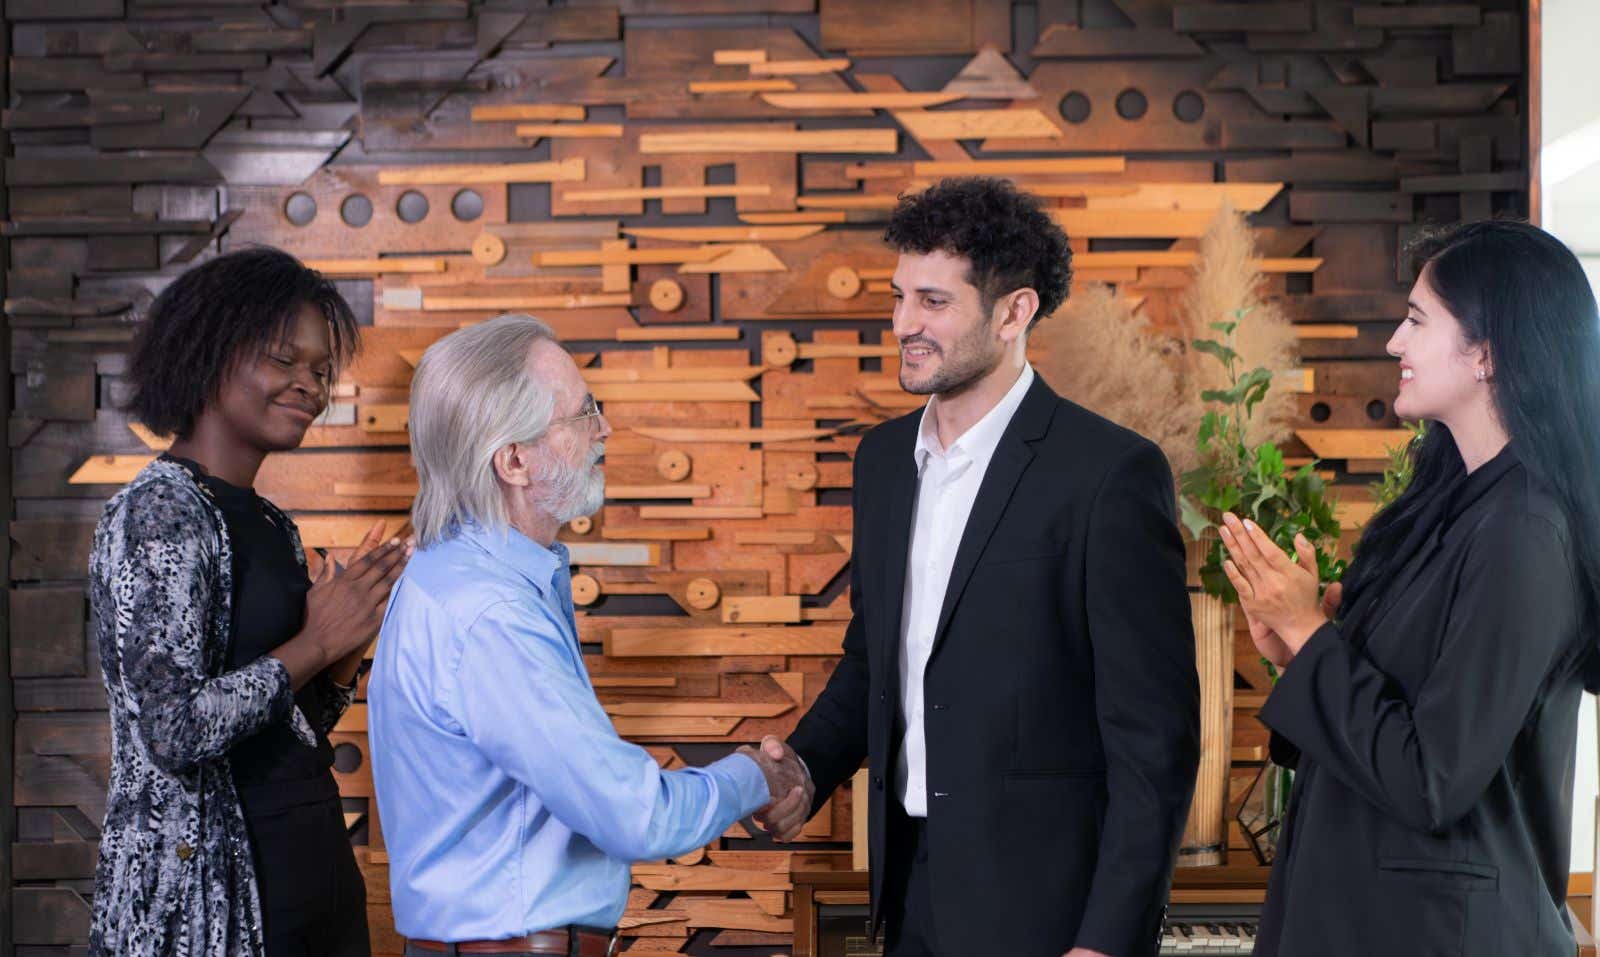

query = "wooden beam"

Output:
[[636, 505, 766, 520], [377, 158, 585, 185], [1049, 209, 1220, 238], [713, 49, 767, 65], [606, 625, 847, 657], [582, 365, 763, 383], [515, 123, 624, 139], [420, 292, 632, 312], [304, 257, 447, 275], [689, 79, 797, 93], [1296, 428, 1416, 460], [909, 157, 1126, 176], [629, 427, 832, 444], [567, 542, 661, 567], [639, 129, 897, 155], [894, 108, 1062, 140], [535, 246, 726, 267], [615, 326, 741, 342], [598, 525, 712, 541], [739, 211, 848, 224], [748, 58, 851, 76], [623, 225, 824, 242], [563, 184, 770, 202], [470, 104, 586, 122], [761, 92, 963, 109], [722, 596, 802, 624]]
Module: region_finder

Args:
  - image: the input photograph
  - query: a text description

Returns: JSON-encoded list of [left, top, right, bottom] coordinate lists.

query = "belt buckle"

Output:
[[604, 932, 619, 957]]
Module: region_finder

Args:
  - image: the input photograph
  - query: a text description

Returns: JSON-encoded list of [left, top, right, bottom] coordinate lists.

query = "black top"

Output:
[[1256, 444, 1589, 957], [786, 374, 1200, 957], [165, 455, 339, 817]]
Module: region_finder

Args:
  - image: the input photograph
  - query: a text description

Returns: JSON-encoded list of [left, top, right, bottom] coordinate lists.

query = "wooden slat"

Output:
[[632, 863, 791, 892], [537, 245, 726, 267], [636, 506, 766, 520], [1295, 428, 1416, 460], [761, 92, 963, 109], [567, 542, 660, 567], [304, 258, 447, 275], [713, 49, 768, 65], [598, 525, 711, 541], [583, 365, 762, 383], [679, 244, 787, 273], [605, 483, 714, 499], [895, 108, 1062, 140], [606, 625, 846, 657], [629, 427, 832, 443], [594, 382, 758, 402], [739, 211, 848, 224], [604, 701, 793, 718], [1294, 325, 1360, 339], [1072, 251, 1323, 273], [615, 326, 742, 342], [639, 129, 897, 155], [1049, 209, 1219, 238], [623, 225, 823, 242], [376, 158, 585, 185], [591, 676, 678, 689], [689, 79, 797, 93], [421, 292, 632, 312], [611, 716, 742, 737], [722, 595, 802, 624], [563, 184, 771, 202], [748, 58, 852, 76], [515, 123, 624, 139], [795, 194, 898, 209], [69, 454, 152, 485], [909, 157, 1126, 176], [734, 531, 815, 545], [470, 104, 587, 122]]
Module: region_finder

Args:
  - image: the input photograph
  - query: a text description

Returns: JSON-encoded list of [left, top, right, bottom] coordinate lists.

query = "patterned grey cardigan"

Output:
[[88, 457, 357, 957]]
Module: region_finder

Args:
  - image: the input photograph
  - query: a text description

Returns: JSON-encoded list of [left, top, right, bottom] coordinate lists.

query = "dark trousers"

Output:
[[248, 798, 370, 957], [882, 803, 937, 957]]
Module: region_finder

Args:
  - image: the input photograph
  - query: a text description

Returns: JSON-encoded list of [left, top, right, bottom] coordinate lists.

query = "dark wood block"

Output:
[[1292, 190, 1411, 224], [1224, 122, 1345, 150], [1226, 152, 1400, 184], [86, 235, 160, 271], [11, 587, 88, 678], [12, 841, 99, 881], [1452, 12, 1520, 76], [1372, 120, 1437, 152], [1359, 55, 1438, 87], [1033, 25, 1205, 57], [1352, 5, 1480, 28], [1399, 171, 1524, 194], [8, 186, 132, 217], [1370, 84, 1508, 115], [6, 155, 222, 186], [9, 57, 144, 92], [12, 888, 91, 946], [11, 521, 96, 582], [14, 357, 98, 423], [89, 89, 251, 150], [6, 0, 124, 20], [1175, 2, 1311, 32], [1281, 292, 1409, 321], [14, 679, 107, 712]]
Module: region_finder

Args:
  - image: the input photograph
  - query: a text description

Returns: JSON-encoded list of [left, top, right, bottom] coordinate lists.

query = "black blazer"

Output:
[[788, 375, 1201, 957], [1257, 446, 1590, 957]]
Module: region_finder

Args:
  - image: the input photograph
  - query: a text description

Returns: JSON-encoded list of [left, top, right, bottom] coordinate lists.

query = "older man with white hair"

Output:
[[369, 314, 807, 957]]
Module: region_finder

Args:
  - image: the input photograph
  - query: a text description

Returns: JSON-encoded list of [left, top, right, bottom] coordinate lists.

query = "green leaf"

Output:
[[1192, 338, 1238, 367], [1179, 496, 1213, 541], [1210, 320, 1238, 336]]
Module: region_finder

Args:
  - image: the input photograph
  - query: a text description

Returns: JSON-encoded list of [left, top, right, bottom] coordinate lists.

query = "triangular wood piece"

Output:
[[1308, 86, 1370, 148], [475, 10, 527, 61], [942, 46, 1038, 101]]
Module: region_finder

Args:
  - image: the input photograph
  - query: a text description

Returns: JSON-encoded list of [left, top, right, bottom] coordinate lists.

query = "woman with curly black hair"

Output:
[[89, 247, 407, 957]]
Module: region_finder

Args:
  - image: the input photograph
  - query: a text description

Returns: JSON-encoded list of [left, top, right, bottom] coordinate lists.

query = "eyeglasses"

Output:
[[550, 393, 603, 430]]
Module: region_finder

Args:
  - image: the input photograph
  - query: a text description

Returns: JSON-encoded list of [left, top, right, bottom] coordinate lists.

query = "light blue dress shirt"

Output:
[[368, 523, 770, 940]]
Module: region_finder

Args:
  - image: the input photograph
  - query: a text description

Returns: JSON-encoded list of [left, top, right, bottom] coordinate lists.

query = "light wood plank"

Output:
[[69, 454, 153, 484], [636, 505, 765, 520], [1072, 251, 1322, 273], [592, 382, 758, 402], [910, 157, 1126, 176], [679, 244, 787, 274], [615, 326, 741, 342], [689, 79, 797, 93], [748, 58, 851, 76], [567, 542, 660, 566], [631, 864, 791, 892], [895, 108, 1063, 140], [377, 158, 584, 185], [536, 245, 725, 267], [629, 426, 832, 443], [305, 258, 446, 275], [1295, 325, 1361, 339], [713, 48, 767, 65], [607, 625, 847, 657], [1296, 428, 1417, 460], [611, 716, 741, 737], [795, 194, 898, 209], [563, 184, 771, 202], [739, 211, 848, 224], [514, 123, 624, 139], [598, 525, 712, 541], [359, 403, 409, 432], [583, 365, 761, 383], [421, 292, 632, 311], [591, 676, 678, 689], [761, 91, 962, 109], [604, 701, 793, 718], [470, 104, 586, 122], [605, 483, 713, 499], [623, 225, 823, 242], [294, 516, 411, 549], [797, 342, 898, 359], [639, 129, 897, 155], [734, 531, 815, 545], [1079, 181, 1285, 212], [722, 595, 802, 624]]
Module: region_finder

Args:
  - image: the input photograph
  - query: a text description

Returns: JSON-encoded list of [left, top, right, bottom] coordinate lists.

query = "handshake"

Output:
[[737, 735, 815, 842]]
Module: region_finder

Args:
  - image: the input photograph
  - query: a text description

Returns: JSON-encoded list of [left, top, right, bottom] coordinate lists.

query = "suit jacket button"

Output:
[[873, 776, 884, 790], [879, 691, 886, 702], [176, 842, 193, 860], [933, 791, 949, 798], [931, 703, 947, 711]]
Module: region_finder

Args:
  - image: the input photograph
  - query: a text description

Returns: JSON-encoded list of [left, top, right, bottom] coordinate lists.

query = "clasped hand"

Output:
[[1218, 513, 1339, 669], [737, 736, 813, 842]]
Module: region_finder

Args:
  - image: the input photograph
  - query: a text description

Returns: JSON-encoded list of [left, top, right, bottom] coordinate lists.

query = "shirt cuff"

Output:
[[707, 752, 773, 819]]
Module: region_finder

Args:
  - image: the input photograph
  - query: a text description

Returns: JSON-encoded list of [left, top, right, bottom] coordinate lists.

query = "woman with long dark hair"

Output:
[[1219, 219, 1600, 957], [89, 248, 408, 957]]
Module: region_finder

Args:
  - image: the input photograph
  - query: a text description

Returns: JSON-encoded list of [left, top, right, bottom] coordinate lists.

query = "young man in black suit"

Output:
[[753, 178, 1201, 957]]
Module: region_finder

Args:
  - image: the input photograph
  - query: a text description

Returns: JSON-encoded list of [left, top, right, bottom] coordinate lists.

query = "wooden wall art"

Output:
[[1, 0, 1530, 953]]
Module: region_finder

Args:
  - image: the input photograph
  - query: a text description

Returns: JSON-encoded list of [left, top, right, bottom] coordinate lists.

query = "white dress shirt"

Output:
[[896, 363, 1035, 816]]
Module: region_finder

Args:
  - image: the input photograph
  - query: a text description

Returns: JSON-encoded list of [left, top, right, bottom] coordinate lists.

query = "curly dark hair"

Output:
[[125, 246, 360, 438], [883, 177, 1073, 329]]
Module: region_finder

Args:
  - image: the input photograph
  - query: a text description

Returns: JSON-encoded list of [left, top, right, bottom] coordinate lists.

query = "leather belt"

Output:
[[408, 927, 617, 957]]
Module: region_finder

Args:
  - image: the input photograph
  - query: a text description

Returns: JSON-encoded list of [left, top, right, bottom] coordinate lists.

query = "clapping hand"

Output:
[[1219, 514, 1331, 661], [738, 736, 814, 842]]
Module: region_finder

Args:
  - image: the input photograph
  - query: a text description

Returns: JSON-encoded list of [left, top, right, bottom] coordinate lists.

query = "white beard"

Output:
[[535, 442, 605, 524]]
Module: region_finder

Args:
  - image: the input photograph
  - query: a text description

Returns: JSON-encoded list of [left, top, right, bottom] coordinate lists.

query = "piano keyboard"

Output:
[[1160, 903, 1260, 955]]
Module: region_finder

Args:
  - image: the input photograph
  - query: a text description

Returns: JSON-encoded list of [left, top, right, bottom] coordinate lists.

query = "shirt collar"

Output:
[[454, 521, 567, 596], [913, 363, 1035, 471]]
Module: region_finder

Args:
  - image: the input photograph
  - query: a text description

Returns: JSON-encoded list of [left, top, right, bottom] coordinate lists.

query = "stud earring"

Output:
[[1475, 369, 1487, 381]]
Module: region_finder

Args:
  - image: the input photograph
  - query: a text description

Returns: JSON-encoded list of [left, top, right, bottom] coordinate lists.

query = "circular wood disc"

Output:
[[570, 573, 600, 606], [762, 333, 798, 368], [657, 449, 692, 482], [785, 464, 819, 491], [685, 577, 721, 610], [568, 515, 593, 535], [827, 266, 862, 299], [649, 278, 686, 312], [471, 232, 506, 265]]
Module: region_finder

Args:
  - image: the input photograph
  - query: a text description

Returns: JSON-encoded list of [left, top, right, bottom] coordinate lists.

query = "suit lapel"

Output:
[[878, 425, 920, 673], [927, 376, 1057, 660]]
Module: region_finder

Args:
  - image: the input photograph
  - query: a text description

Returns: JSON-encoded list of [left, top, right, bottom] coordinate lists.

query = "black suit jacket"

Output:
[[788, 375, 1201, 957], [1256, 446, 1589, 957]]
